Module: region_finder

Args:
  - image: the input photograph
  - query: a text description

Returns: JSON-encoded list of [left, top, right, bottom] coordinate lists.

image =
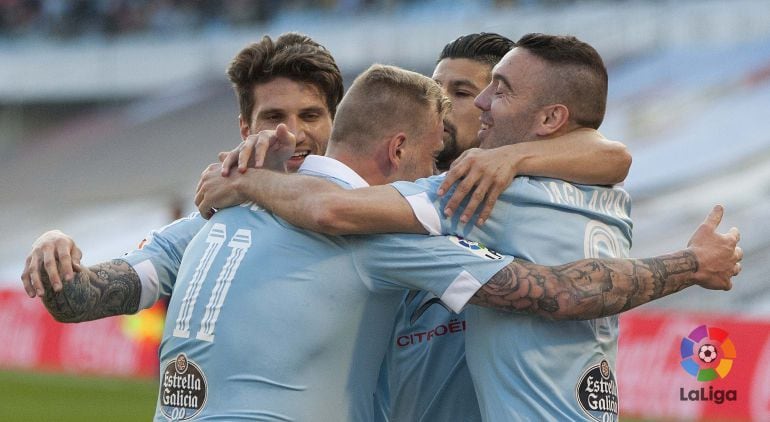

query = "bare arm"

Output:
[[471, 251, 698, 320], [39, 259, 141, 323], [440, 129, 631, 224], [470, 206, 742, 319], [195, 165, 426, 235], [513, 129, 631, 185]]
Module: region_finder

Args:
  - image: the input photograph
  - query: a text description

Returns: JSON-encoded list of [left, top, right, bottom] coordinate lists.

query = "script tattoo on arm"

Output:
[[41, 259, 141, 323], [470, 250, 699, 320]]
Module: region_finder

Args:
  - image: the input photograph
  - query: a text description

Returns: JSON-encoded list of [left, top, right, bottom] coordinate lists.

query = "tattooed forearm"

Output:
[[40, 259, 141, 323], [470, 250, 700, 320]]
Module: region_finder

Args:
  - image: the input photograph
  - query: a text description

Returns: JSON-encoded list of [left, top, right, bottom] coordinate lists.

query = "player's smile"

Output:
[[478, 115, 492, 141], [288, 149, 311, 166]]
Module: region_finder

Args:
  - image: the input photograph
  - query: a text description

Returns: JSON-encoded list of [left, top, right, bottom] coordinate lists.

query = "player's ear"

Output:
[[238, 114, 250, 141], [535, 104, 569, 136], [387, 132, 408, 169]]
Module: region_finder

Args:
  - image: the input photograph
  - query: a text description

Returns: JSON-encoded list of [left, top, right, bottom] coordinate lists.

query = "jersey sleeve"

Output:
[[122, 212, 206, 310], [391, 175, 479, 237], [350, 234, 514, 313], [390, 176, 446, 235]]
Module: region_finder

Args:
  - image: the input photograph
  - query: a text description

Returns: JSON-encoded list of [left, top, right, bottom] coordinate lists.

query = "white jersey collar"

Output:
[[299, 155, 370, 188]]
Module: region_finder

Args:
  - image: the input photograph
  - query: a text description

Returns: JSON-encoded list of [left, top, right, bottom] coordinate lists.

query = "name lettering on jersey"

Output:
[[539, 181, 630, 220], [160, 354, 208, 420], [396, 318, 466, 348], [576, 359, 619, 422]]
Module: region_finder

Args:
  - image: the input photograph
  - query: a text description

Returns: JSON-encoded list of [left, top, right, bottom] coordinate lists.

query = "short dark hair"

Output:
[[516, 33, 608, 129], [437, 32, 515, 67], [226, 32, 344, 121]]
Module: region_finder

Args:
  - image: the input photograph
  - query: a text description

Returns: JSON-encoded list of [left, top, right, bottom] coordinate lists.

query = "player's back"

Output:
[[461, 176, 632, 421], [155, 203, 402, 421]]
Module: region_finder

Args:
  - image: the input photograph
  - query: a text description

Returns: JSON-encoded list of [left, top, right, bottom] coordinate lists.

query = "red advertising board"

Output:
[[0, 288, 162, 377], [2, 287, 769, 420]]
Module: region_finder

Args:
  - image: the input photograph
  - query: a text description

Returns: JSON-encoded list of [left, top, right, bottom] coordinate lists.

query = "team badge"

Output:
[[159, 353, 208, 420], [576, 358, 618, 421], [448, 236, 503, 260]]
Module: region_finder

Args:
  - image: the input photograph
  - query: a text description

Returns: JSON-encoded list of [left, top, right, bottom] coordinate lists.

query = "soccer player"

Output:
[[21, 33, 736, 421], [21, 31, 631, 419], [36, 61, 739, 421], [193, 33, 742, 421], [20, 32, 344, 301], [374, 33, 518, 422], [22, 32, 629, 303]]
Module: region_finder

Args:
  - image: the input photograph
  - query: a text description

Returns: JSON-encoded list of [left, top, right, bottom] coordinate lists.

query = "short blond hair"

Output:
[[330, 64, 450, 151]]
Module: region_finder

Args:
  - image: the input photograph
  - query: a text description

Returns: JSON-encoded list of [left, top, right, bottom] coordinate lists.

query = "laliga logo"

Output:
[[679, 325, 737, 404]]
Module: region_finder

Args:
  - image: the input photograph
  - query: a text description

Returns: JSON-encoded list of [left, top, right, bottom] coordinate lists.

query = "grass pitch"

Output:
[[0, 369, 157, 421]]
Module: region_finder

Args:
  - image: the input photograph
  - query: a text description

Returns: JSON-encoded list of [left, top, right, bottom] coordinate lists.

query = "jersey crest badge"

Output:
[[159, 353, 208, 420], [448, 236, 503, 260], [576, 358, 618, 421]]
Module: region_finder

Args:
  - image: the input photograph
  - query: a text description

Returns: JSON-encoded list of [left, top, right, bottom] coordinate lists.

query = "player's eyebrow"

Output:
[[446, 79, 483, 91], [492, 73, 513, 91], [298, 106, 327, 114], [258, 106, 327, 116], [257, 108, 285, 116]]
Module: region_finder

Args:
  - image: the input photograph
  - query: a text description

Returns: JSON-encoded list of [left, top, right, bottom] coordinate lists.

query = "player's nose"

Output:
[[474, 86, 492, 111]]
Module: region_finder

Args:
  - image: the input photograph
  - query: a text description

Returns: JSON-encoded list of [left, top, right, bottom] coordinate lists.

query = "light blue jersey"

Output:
[[123, 213, 206, 310], [146, 156, 513, 421], [373, 292, 481, 422], [392, 175, 632, 422]]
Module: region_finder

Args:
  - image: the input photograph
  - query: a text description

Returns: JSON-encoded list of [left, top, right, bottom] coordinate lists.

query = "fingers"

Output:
[[195, 189, 214, 219], [72, 246, 83, 272], [438, 169, 463, 198], [735, 246, 743, 262], [702, 205, 724, 230], [251, 134, 271, 169], [20, 255, 36, 297], [220, 148, 240, 177], [459, 178, 493, 224], [28, 253, 45, 297], [56, 241, 76, 284], [275, 123, 289, 141], [197, 163, 217, 200], [217, 151, 228, 162], [477, 184, 506, 226], [438, 152, 470, 196], [42, 245, 62, 292], [238, 138, 256, 173], [727, 226, 740, 243], [443, 168, 481, 218]]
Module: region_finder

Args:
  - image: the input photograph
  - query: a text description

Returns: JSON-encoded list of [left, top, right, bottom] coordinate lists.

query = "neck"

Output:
[[326, 144, 390, 186]]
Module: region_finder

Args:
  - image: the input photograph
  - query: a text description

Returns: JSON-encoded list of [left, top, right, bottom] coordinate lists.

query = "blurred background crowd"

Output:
[[1, 0, 769, 420], [2, 0, 591, 39]]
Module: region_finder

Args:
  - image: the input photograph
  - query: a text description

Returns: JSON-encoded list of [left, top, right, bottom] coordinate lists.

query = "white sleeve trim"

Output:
[[403, 192, 442, 236], [440, 270, 483, 313], [134, 259, 161, 311]]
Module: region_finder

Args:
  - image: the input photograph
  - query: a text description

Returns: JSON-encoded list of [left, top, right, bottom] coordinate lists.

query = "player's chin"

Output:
[[285, 156, 305, 173], [477, 127, 489, 143]]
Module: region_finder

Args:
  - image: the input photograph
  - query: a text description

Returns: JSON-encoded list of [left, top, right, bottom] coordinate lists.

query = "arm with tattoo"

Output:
[[471, 251, 702, 320], [40, 259, 141, 323], [470, 206, 742, 319]]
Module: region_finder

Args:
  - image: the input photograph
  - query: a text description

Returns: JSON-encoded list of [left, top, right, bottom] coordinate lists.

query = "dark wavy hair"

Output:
[[227, 32, 344, 120]]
